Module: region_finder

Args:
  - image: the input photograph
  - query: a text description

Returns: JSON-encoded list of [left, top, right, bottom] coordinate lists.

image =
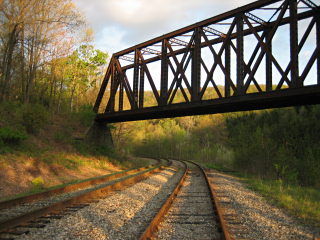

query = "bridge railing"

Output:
[[93, 0, 319, 122]]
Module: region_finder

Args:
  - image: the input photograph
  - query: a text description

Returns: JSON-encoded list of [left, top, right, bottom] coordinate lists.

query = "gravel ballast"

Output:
[[206, 170, 320, 240], [14, 161, 184, 240], [155, 161, 220, 240]]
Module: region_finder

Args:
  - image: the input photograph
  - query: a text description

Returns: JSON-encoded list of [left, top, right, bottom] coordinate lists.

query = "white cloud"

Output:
[[75, 0, 253, 53]]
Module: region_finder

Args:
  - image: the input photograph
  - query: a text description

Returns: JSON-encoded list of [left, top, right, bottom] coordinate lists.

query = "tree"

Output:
[[0, 0, 84, 102]]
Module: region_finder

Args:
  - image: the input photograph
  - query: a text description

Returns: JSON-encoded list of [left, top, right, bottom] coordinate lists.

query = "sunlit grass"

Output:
[[245, 178, 320, 226], [206, 164, 320, 226]]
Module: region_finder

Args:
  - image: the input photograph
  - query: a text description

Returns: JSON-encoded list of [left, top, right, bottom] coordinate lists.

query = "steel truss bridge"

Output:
[[94, 0, 320, 123]]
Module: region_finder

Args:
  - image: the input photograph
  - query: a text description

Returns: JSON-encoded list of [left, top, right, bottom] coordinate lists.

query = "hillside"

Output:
[[0, 102, 147, 200]]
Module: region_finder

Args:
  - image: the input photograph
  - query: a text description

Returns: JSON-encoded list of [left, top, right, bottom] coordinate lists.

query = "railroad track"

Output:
[[0, 159, 169, 240], [0, 159, 245, 240], [141, 160, 225, 240]]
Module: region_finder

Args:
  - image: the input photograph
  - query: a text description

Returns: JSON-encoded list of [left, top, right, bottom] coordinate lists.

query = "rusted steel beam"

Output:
[[290, 0, 300, 88], [94, 0, 319, 119], [301, 0, 318, 9], [160, 39, 168, 106], [203, 26, 226, 38], [266, 27, 272, 92], [245, 12, 267, 26], [236, 14, 244, 96], [119, 71, 124, 111], [137, 51, 161, 105], [114, 59, 136, 109], [108, 62, 116, 112], [133, 49, 139, 109], [167, 54, 192, 103], [169, 38, 189, 47], [243, 0, 290, 92], [317, 13, 320, 85], [139, 65, 145, 108], [191, 27, 201, 102], [200, 18, 237, 99], [119, 10, 315, 71], [277, 16, 317, 89], [119, 55, 135, 62], [225, 41, 231, 97], [141, 47, 161, 55], [95, 85, 320, 123], [93, 58, 112, 113]]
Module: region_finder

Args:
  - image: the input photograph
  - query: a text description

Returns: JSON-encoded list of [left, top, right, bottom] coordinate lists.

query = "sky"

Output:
[[74, 0, 253, 54], [74, 0, 318, 88]]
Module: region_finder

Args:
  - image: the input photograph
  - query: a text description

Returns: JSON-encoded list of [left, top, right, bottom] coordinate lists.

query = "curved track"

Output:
[[0, 159, 169, 239], [0, 159, 236, 240]]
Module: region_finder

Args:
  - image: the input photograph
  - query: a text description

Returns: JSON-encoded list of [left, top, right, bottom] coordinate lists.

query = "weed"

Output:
[[31, 177, 45, 190]]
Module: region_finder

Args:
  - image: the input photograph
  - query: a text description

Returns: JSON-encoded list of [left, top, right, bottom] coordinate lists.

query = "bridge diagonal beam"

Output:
[[276, 16, 317, 89], [166, 39, 193, 96], [93, 58, 113, 113], [228, 40, 263, 93], [300, 44, 320, 83], [200, 17, 237, 99], [242, 15, 281, 92], [137, 50, 161, 105], [200, 28, 236, 95], [167, 54, 192, 102], [115, 59, 136, 110], [167, 59, 191, 104], [105, 62, 118, 112], [200, 58, 223, 98], [300, 0, 318, 9], [243, 0, 290, 92]]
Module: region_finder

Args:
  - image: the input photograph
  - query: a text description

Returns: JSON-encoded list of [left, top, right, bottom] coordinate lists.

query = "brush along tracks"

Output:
[[0, 159, 169, 239]]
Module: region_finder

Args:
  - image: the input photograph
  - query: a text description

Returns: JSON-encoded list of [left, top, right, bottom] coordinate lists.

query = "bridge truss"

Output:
[[94, 0, 320, 123]]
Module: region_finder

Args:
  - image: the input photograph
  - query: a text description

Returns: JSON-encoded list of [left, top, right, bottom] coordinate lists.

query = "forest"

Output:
[[0, 0, 108, 111]]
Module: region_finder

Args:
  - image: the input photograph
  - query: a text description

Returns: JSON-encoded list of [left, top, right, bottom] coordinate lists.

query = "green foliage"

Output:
[[20, 104, 49, 134], [0, 127, 27, 145], [226, 106, 320, 187], [41, 153, 79, 169], [123, 114, 233, 167], [74, 105, 96, 127]]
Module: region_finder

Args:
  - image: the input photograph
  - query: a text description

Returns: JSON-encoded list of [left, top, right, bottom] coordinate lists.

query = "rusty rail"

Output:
[[0, 161, 169, 233], [0, 161, 160, 210], [192, 161, 233, 240], [140, 160, 188, 240]]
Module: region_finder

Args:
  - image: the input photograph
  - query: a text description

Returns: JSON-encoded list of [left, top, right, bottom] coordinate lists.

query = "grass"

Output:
[[0, 160, 153, 202], [206, 163, 320, 227], [38, 152, 115, 170], [245, 178, 320, 226], [205, 162, 234, 172]]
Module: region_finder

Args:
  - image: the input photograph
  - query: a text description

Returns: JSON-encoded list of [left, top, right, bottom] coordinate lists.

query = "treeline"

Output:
[[226, 106, 320, 186], [0, 0, 108, 112]]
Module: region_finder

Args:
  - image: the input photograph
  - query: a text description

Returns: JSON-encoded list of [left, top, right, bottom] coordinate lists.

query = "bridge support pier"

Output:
[[85, 121, 113, 149]]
